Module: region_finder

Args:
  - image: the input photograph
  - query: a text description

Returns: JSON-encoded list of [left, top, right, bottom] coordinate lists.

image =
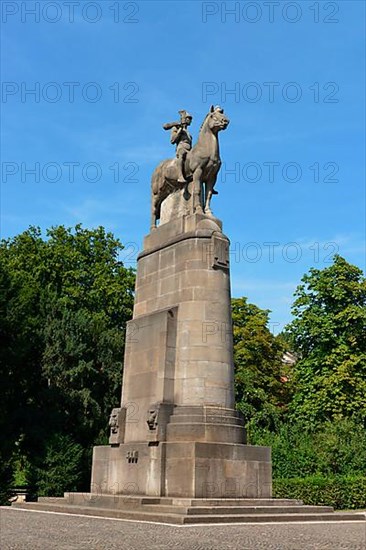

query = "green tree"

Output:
[[0, 229, 46, 502], [232, 297, 290, 429], [0, 225, 135, 496], [285, 255, 366, 426], [0, 262, 17, 503]]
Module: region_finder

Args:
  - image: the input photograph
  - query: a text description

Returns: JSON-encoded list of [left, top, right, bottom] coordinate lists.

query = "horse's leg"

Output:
[[150, 168, 160, 230], [151, 195, 157, 230], [205, 182, 212, 215], [204, 177, 216, 215], [192, 168, 203, 214], [150, 164, 167, 229]]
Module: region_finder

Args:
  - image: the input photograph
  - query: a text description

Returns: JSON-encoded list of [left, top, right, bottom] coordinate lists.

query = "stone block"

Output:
[[143, 217, 184, 250], [91, 443, 165, 497]]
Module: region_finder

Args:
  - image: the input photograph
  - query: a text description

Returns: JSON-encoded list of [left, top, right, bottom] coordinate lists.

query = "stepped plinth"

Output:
[[14, 494, 365, 524], [91, 213, 271, 499]]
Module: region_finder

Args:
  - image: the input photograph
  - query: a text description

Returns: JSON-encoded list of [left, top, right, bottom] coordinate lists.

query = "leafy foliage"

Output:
[[285, 255, 366, 425], [232, 297, 291, 428], [0, 225, 135, 496]]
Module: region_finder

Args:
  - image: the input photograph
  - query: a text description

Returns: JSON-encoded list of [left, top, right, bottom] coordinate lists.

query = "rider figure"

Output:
[[170, 110, 193, 184]]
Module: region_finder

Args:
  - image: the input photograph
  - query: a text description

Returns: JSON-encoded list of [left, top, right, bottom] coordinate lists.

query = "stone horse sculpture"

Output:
[[151, 106, 229, 229]]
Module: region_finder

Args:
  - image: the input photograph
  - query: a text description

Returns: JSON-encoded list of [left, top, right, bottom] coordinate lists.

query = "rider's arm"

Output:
[[170, 126, 182, 144]]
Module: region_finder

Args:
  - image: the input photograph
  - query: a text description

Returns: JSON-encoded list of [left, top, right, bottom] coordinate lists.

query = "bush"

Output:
[[31, 434, 83, 497], [249, 418, 366, 479], [274, 475, 366, 510], [0, 459, 14, 505]]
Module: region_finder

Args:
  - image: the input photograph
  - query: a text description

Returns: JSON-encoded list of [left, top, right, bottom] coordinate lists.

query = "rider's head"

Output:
[[179, 110, 193, 126]]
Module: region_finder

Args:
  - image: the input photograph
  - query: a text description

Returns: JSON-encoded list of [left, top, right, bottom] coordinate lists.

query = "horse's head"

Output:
[[205, 105, 230, 133]]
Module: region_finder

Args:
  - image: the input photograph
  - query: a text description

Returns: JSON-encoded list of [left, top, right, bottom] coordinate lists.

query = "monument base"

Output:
[[91, 441, 271, 499]]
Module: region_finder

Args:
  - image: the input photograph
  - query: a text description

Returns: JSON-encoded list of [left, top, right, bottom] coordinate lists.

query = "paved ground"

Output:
[[1, 508, 365, 550]]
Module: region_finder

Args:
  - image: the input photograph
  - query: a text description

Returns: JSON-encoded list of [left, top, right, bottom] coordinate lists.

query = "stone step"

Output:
[[60, 494, 306, 508], [42, 493, 162, 507], [171, 498, 304, 506], [169, 414, 244, 426], [166, 422, 246, 443], [138, 504, 335, 515], [12, 501, 365, 524], [181, 512, 366, 524], [53, 496, 333, 516], [172, 406, 204, 416], [172, 406, 242, 418], [12, 502, 185, 524]]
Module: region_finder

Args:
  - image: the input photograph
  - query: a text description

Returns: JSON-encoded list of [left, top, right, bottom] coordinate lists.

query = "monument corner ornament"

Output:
[[91, 107, 272, 499]]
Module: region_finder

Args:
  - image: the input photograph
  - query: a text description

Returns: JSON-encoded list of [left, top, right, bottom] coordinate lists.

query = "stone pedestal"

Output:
[[91, 213, 272, 498]]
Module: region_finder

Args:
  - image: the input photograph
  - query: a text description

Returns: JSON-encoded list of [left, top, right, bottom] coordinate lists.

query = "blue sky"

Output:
[[1, 0, 365, 331]]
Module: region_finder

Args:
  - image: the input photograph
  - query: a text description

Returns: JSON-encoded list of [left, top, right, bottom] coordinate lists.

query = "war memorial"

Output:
[[13, 107, 364, 524]]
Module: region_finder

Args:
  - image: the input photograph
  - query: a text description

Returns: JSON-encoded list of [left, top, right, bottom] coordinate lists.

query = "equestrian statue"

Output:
[[151, 105, 229, 229]]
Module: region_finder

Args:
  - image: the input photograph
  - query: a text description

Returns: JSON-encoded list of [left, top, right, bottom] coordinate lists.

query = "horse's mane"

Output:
[[199, 107, 224, 130], [199, 112, 211, 130]]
